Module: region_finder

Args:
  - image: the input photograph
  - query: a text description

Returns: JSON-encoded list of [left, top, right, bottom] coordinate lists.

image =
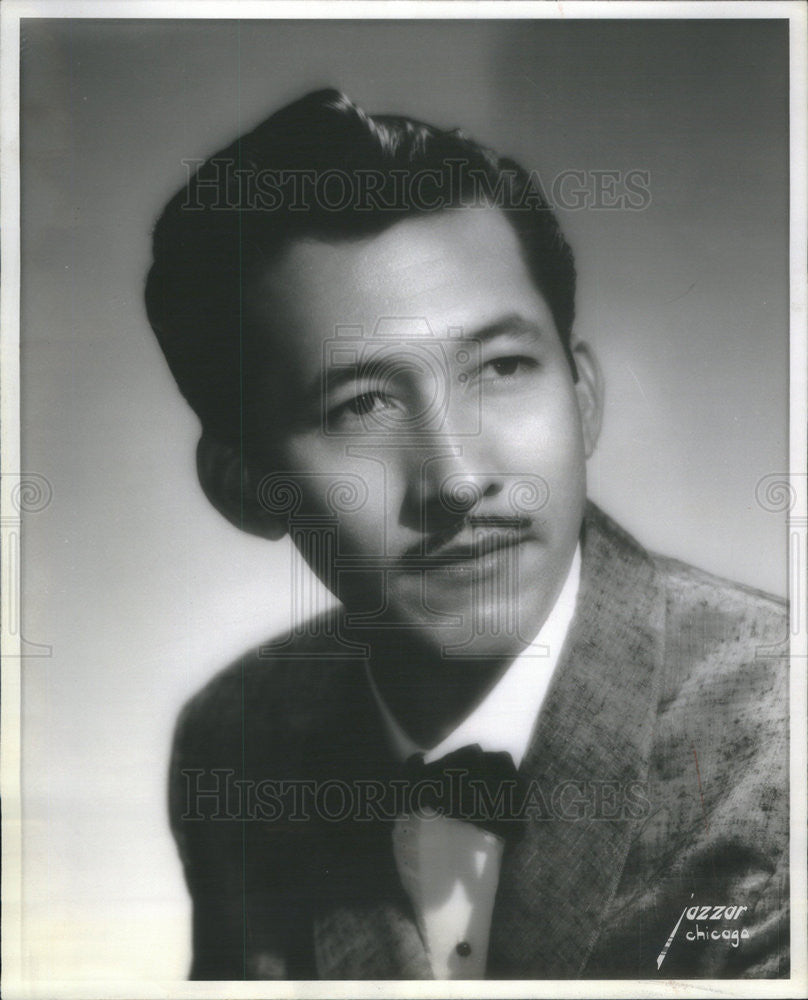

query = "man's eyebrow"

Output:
[[310, 313, 543, 401], [461, 313, 544, 345], [311, 359, 363, 401]]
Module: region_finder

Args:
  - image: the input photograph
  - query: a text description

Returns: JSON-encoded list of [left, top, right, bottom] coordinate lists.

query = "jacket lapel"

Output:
[[488, 503, 666, 977]]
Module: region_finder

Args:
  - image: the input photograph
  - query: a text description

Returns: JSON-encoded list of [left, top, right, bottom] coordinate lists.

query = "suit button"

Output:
[[456, 941, 472, 958]]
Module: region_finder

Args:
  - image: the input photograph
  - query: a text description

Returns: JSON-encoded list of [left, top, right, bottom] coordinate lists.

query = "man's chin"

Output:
[[336, 563, 556, 658], [343, 593, 548, 664], [421, 629, 533, 665]]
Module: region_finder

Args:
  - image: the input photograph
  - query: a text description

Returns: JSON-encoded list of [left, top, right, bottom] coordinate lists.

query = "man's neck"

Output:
[[364, 635, 521, 749]]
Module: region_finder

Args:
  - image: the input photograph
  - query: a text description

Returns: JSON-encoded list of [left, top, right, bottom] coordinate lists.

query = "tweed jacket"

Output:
[[168, 502, 789, 980]]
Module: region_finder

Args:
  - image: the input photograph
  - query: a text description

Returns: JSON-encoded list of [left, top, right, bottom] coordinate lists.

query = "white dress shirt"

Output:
[[367, 545, 581, 978]]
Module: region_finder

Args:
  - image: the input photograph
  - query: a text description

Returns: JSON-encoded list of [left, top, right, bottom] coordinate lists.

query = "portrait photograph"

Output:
[[1, 2, 806, 998]]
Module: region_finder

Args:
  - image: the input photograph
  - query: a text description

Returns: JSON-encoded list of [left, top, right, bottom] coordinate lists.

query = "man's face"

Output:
[[243, 206, 597, 661]]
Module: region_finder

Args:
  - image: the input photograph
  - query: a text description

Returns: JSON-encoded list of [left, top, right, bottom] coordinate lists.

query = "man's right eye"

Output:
[[330, 390, 391, 422]]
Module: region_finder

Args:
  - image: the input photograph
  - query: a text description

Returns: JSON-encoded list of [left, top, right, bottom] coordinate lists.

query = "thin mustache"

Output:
[[402, 516, 533, 560]]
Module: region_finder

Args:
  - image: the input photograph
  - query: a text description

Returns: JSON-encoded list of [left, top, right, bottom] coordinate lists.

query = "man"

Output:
[[145, 89, 789, 980]]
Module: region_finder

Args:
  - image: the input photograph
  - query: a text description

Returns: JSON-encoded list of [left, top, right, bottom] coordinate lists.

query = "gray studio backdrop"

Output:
[[20, 17, 788, 983]]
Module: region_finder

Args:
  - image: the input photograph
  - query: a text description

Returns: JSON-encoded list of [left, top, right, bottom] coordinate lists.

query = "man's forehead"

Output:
[[246, 204, 538, 339]]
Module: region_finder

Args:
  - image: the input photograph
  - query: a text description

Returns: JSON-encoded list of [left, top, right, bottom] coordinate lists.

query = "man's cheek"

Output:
[[336, 513, 388, 559]]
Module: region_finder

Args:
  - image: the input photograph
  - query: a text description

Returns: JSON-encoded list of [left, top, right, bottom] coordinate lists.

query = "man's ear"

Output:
[[196, 433, 287, 540], [571, 340, 604, 459]]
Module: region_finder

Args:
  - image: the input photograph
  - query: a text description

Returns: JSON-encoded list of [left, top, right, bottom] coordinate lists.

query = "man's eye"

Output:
[[486, 355, 537, 377], [341, 391, 389, 417]]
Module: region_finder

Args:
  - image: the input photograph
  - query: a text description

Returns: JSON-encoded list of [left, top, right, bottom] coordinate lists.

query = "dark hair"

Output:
[[145, 89, 577, 446]]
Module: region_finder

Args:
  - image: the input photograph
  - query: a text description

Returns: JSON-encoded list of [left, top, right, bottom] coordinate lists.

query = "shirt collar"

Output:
[[367, 544, 581, 770]]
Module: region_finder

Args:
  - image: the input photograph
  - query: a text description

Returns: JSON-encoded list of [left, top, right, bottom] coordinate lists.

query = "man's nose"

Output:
[[401, 439, 503, 533]]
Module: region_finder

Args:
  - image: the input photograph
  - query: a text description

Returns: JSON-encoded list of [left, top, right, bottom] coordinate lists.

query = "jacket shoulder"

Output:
[[653, 552, 788, 691], [170, 608, 357, 764], [655, 550, 786, 620]]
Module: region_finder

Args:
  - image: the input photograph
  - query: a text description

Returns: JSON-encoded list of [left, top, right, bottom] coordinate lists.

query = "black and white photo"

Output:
[[2, 3, 805, 996]]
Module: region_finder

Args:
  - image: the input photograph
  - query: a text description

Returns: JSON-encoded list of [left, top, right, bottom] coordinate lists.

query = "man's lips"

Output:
[[399, 516, 534, 566]]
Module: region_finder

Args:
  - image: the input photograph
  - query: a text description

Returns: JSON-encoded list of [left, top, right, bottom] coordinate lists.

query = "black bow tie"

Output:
[[396, 743, 527, 842]]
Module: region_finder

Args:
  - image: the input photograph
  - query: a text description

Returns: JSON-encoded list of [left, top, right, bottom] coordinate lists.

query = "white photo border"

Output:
[[1, 3, 805, 998]]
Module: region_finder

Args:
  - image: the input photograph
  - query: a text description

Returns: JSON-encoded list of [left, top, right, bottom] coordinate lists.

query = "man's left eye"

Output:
[[486, 355, 537, 377]]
